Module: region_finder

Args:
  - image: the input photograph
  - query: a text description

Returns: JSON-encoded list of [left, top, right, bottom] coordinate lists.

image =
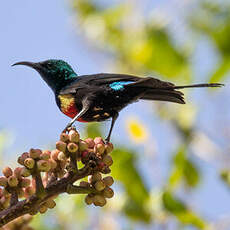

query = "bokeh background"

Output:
[[1, 0, 230, 229]]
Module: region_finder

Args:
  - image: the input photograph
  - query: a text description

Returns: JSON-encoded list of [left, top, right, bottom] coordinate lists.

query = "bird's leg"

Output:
[[105, 113, 118, 143], [63, 99, 90, 132]]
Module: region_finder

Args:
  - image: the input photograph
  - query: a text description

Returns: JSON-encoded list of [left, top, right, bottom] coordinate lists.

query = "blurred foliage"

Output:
[[162, 191, 206, 229], [73, 0, 191, 82], [190, 0, 230, 82], [112, 148, 151, 223], [169, 146, 200, 189]]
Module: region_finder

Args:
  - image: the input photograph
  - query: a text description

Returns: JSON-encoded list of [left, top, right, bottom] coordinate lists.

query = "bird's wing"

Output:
[[59, 73, 141, 94], [59, 73, 175, 95]]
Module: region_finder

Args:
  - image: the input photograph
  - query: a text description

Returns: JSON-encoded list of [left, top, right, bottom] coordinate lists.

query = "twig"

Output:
[[0, 165, 92, 227]]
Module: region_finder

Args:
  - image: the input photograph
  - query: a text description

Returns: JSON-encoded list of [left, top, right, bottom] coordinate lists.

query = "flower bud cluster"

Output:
[[0, 127, 115, 217], [0, 166, 32, 207], [82, 171, 114, 207], [81, 137, 114, 173], [18, 149, 53, 175]]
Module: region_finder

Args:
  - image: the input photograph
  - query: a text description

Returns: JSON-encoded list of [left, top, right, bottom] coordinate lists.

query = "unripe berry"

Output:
[[37, 160, 51, 172], [81, 151, 89, 164], [97, 161, 106, 170], [2, 188, 10, 197], [18, 152, 29, 165], [1, 196, 10, 208], [103, 176, 114, 187], [21, 167, 31, 177], [0, 177, 7, 187], [14, 167, 22, 179], [94, 180, 106, 191], [40, 151, 51, 160], [45, 199, 56, 209], [85, 194, 93, 205], [24, 186, 35, 197], [93, 195, 107, 207], [94, 137, 104, 145], [58, 151, 67, 161], [8, 175, 19, 187], [79, 140, 88, 151], [68, 130, 80, 143], [51, 149, 59, 160], [60, 133, 69, 142], [24, 158, 35, 169], [2, 167, 13, 178], [89, 172, 102, 183], [29, 149, 42, 159], [100, 166, 111, 174], [105, 143, 113, 154], [49, 159, 57, 170], [39, 204, 48, 214], [102, 187, 114, 198], [80, 181, 90, 187], [103, 155, 113, 166], [103, 187, 114, 198], [94, 143, 105, 155], [67, 142, 78, 153], [20, 178, 31, 188], [56, 141, 67, 152], [85, 138, 95, 148], [17, 188, 25, 198]]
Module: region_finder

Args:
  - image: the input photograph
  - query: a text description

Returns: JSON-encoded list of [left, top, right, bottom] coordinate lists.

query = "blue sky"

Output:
[[1, 0, 230, 226]]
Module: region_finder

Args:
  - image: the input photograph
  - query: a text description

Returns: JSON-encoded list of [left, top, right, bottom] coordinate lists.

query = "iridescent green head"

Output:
[[12, 59, 78, 92]]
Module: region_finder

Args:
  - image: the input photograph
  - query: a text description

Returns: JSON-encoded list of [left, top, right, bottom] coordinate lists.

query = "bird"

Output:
[[12, 59, 223, 142]]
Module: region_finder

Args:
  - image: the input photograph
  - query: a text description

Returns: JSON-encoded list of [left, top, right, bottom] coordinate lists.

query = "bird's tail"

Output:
[[174, 83, 224, 89], [131, 78, 224, 104]]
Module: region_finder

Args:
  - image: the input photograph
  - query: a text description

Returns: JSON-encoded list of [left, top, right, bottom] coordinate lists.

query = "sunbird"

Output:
[[13, 59, 223, 142]]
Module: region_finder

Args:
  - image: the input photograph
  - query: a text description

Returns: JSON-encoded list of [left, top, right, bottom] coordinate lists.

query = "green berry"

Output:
[[56, 141, 67, 152], [37, 160, 51, 172], [67, 142, 78, 153], [68, 130, 80, 143], [2, 167, 13, 178], [8, 175, 19, 187], [24, 158, 35, 169], [94, 180, 106, 191], [103, 187, 114, 198], [103, 176, 114, 187], [0, 177, 7, 187], [29, 149, 42, 159], [85, 194, 93, 205], [93, 195, 107, 207]]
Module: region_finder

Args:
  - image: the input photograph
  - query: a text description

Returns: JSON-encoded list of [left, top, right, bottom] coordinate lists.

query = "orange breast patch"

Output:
[[58, 94, 86, 122], [58, 94, 78, 119]]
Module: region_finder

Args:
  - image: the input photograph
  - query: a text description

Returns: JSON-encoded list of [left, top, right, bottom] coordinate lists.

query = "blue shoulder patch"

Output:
[[109, 81, 134, 91]]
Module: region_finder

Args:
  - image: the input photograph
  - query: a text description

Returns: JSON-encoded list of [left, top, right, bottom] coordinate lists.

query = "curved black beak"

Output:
[[12, 61, 40, 69]]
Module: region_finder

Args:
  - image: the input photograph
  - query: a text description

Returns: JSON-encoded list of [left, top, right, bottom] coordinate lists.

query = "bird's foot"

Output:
[[62, 123, 76, 133], [105, 137, 110, 144]]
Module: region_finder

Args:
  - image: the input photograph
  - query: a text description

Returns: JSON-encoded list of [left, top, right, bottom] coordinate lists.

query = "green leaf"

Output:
[[162, 191, 186, 213], [169, 146, 200, 189], [183, 159, 200, 187], [162, 191, 206, 229], [123, 198, 151, 223]]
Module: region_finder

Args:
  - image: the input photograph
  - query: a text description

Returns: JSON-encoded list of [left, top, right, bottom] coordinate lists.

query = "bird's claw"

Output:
[[62, 123, 76, 133], [105, 137, 110, 144]]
